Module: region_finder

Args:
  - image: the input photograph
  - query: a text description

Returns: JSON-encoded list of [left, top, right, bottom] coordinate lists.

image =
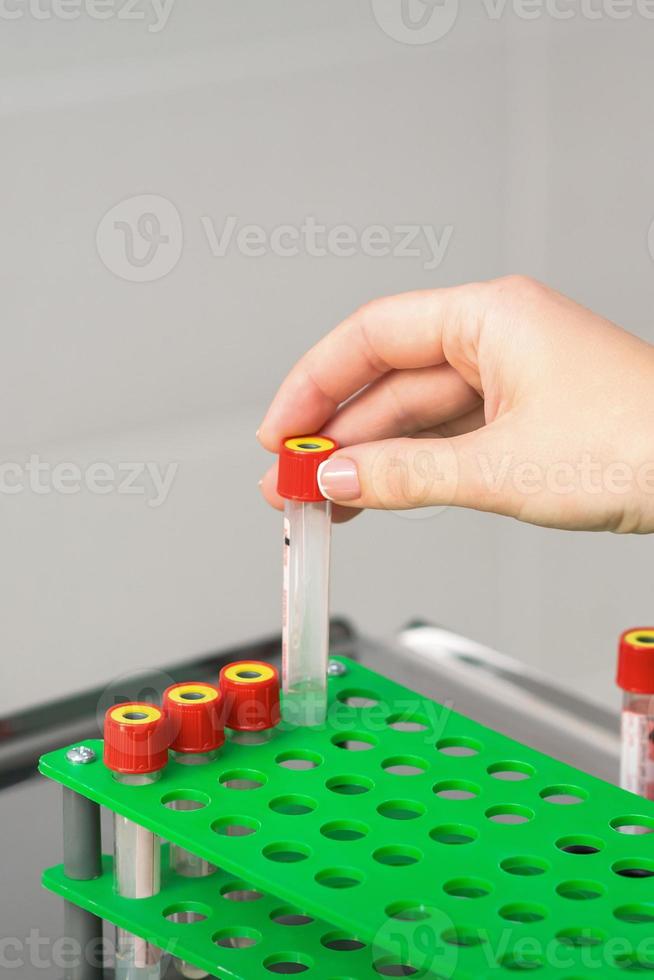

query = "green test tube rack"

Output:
[[41, 656, 654, 978]]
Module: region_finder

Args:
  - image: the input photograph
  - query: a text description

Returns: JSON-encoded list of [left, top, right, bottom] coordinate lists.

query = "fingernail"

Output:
[[317, 457, 360, 501]]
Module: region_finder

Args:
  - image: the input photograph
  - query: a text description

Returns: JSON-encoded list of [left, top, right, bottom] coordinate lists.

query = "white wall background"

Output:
[[1, 1, 653, 714]]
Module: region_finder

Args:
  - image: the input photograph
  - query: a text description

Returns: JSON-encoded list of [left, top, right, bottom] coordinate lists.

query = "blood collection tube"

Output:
[[163, 682, 224, 979], [617, 628, 654, 801], [104, 703, 170, 980], [277, 436, 337, 726], [219, 660, 280, 742]]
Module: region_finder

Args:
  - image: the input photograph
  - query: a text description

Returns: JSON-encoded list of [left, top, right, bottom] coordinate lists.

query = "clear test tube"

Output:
[[163, 682, 225, 980], [277, 436, 337, 727], [617, 628, 654, 804], [104, 703, 170, 980], [219, 661, 280, 742]]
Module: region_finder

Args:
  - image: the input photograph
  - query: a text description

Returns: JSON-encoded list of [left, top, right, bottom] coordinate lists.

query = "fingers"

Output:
[[324, 363, 481, 446], [259, 461, 361, 524], [315, 423, 526, 519], [258, 285, 487, 452]]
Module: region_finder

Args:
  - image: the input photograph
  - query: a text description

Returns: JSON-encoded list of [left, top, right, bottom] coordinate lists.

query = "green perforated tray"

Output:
[[44, 853, 403, 979], [40, 656, 654, 978]]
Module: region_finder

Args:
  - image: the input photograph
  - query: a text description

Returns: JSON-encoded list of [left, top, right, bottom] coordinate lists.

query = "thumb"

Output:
[[317, 430, 518, 515]]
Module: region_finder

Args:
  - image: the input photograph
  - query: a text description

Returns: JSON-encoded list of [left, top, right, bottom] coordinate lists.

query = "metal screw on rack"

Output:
[[327, 660, 347, 677], [66, 746, 97, 765]]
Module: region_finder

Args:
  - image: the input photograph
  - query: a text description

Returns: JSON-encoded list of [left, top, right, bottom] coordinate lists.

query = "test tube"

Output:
[[219, 661, 280, 742], [277, 436, 337, 726], [617, 628, 654, 803], [104, 702, 170, 980], [163, 682, 225, 980]]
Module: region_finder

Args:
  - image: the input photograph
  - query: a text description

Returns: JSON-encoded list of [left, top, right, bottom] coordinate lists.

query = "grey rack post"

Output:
[[62, 786, 104, 980]]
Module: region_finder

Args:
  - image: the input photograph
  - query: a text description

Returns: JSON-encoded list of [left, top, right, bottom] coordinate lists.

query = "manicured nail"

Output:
[[317, 458, 360, 501]]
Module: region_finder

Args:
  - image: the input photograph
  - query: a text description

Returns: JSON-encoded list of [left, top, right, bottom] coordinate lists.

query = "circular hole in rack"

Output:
[[486, 804, 534, 825], [264, 953, 313, 974], [610, 814, 654, 835], [556, 880, 605, 901], [337, 689, 380, 708], [320, 932, 366, 952], [614, 904, 654, 924], [331, 732, 377, 752], [612, 951, 654, 972], [373, 958, 419, 976], [556, 927, 606, 948], [263, 842, 311, 864], [436, 737, 482, 757], [442, 926, 486, 947], [556, 836, 604, 855], [219, 769, 267, 790], [162, 789, 211, 810], [211, 816, 260, 837], [270, 908, 314, 926], [386, 712, 429, 733], [320, 820, 368, 841], [433, 780, 480, 800], [377, 799, 426, 821], [163, 902, 211, 924], [220, 880, 264, 902], [269, 795, 316, 816], [500, 856, 549, 877], [499, 903, 547, 924], [443, 877, 492, 899], [276, 751, 323, 770], [373, 845, 422, 867], [213, 927, 261, 949], [384, 901, 431, 921], [499, 952, 545, 972], [487, 761, 536, 781], [539, 785, 588, 805], [612, 858, 654, 879], [382, 755, 429, 776], [430, 823, 478, 845], [326, 774, 374, 796], [315, 866, 364, 889]]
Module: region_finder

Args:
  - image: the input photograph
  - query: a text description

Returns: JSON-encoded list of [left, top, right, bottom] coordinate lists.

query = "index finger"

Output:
[[257, 285, 478, 452]]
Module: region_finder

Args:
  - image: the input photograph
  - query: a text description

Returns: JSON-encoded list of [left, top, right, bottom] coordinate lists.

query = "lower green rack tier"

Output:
[[40, 656, 654, 978], [44, 854, 400, 979]]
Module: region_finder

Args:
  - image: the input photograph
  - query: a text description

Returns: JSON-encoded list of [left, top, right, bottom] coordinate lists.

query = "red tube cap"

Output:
[[277, 436, 338, 502], [617, 628, 654, 694], [219, 661, 280, 731], [103, 702, 170, 774], [163, 682, 225, 754]]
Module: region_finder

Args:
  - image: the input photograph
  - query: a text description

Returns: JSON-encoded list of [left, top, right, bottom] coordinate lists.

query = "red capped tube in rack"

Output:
[[219, 661, 280, 732], [163, 682, 225, 754], [617, 628, 654, 800], [103, 702, 170, 774]]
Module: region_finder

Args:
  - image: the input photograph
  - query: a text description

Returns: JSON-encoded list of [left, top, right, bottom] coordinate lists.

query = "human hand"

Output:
[[258, 277, 654, 532]]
